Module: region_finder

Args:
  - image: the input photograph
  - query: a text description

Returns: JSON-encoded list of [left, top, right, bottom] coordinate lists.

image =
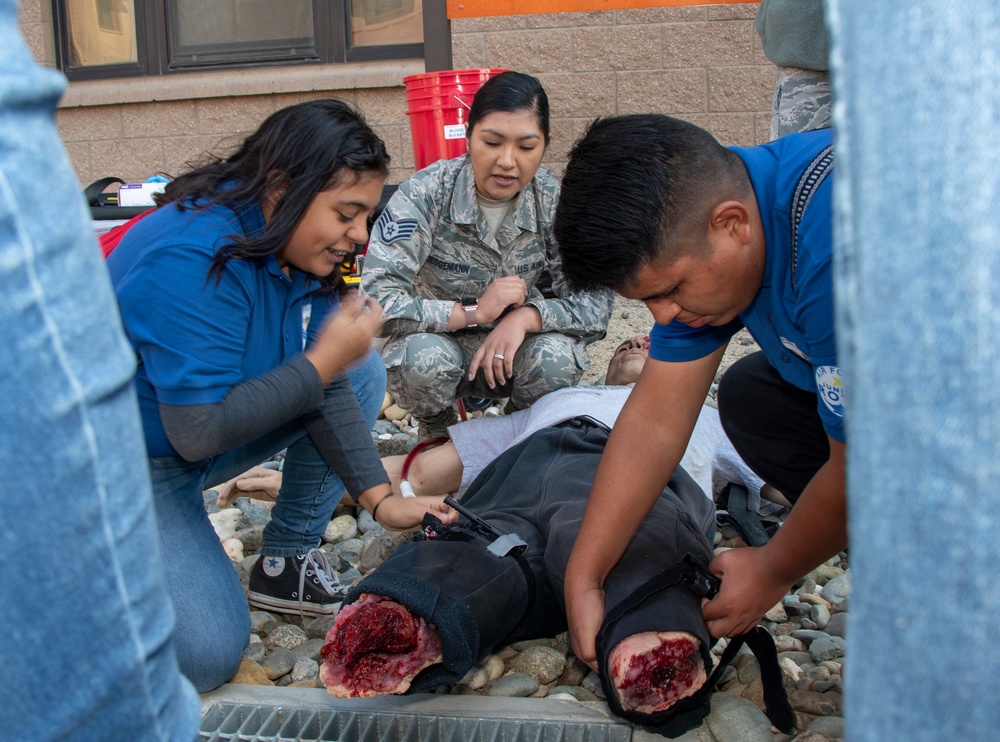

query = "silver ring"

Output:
[[494, 354, 505, 361]]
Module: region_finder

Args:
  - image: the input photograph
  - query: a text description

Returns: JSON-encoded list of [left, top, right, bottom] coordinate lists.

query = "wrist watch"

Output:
[[461, 297, 479, 328]]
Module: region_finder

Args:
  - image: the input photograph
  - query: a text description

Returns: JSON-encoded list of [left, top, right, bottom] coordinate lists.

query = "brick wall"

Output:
[[21, 1, 773, 187], [18, 0, 55, 68], [452, 3, 775, 174], [55, 72, 422, 188]]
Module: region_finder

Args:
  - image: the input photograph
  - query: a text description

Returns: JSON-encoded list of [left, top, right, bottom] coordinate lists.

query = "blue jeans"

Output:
[[149, 349, 386, 692], [827, 1, 1000, 738], [0, 2, 199, 738]]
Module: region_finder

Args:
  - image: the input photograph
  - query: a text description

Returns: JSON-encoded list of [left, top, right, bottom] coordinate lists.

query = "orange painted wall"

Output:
[[447, 0, 756, 20]]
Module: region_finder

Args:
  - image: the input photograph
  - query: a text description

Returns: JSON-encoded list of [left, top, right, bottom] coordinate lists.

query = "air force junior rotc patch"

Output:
[[815, 365, 844, 417], [375, 208, 418, 244]]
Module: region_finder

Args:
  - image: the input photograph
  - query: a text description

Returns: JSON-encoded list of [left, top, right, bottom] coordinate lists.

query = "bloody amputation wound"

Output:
[[319, 594, 443, 697], [610, 631, 707, 714]]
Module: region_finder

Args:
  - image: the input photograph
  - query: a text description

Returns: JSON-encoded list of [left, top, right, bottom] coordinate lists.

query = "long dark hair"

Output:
[[467, 71, 550, 144], [159, 99, 390, 291]]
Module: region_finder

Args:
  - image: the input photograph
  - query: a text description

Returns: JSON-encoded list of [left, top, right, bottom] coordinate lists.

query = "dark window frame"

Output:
[[159, 0, 325, 70], [51, 0, 439, 81]]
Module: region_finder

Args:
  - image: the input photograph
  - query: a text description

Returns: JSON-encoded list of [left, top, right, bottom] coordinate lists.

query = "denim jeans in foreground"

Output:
[[149, 349, 386, 692], [827, 1, 1000, 738], [0, 1, 200, 738]]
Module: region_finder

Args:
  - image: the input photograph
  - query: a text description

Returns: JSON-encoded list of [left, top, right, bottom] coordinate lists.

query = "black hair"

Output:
[[159, 98, 390, 291], [467, 71, 550, 144], [553, 114, 749, 292]]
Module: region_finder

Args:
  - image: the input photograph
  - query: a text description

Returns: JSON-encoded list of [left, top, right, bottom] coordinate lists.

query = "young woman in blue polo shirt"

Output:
[[107, 99, 455, 692]]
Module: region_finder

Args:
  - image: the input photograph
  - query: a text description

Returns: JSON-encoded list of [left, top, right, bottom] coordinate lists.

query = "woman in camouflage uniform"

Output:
[[361, 71, 613, 439]]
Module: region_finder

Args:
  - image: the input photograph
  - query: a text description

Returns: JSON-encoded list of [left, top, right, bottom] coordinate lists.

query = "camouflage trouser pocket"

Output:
[[506, 333, 588, 410], [382, 332, 468, 417]]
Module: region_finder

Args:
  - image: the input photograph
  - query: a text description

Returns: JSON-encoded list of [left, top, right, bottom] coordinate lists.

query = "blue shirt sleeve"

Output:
[[114, 243, 257, 406], [649, 318, 742, 362]]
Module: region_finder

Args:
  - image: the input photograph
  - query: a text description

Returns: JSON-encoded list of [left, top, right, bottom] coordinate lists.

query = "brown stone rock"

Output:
[[483, 654, 506, 681], [764, 602, 789, 622], [228, 659, 274, 686], [557, 656, 589, 687], [775, 635, 807, 653], [741, 675, 766, 710], [789, 689, 840, 717], [383, 403, 407, 422], [507, 645, 566, 684], [263, 623, 307, 651], [809, 564, 845, 586], [736, 652, 761, 685], [496, 645, 519, 660], [798, 593, 833, 609]]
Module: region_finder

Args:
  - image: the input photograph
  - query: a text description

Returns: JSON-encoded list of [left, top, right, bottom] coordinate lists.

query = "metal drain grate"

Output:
[[200, 702, 633, 741], [198, 686, 638, 742]]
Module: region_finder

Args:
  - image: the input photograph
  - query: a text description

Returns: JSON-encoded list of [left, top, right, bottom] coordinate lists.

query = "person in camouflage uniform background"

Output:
[[770, 68, 832, 140], [756, 0, 832, 139], [362, 72, 613, 437]]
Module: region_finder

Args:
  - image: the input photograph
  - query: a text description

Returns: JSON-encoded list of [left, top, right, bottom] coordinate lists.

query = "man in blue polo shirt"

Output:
[[552, 114, 844, 667]]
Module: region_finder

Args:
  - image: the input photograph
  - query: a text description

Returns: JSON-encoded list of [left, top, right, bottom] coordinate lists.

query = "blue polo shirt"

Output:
[[649, 129, 844, 442], [107, 198, 338, 456]]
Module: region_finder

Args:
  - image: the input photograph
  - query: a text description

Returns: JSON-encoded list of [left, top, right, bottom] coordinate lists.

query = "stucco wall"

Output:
[[19, 1, 773, 188]]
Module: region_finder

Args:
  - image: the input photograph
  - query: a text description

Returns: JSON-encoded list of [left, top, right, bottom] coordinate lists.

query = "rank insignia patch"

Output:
[[375, 208, 418, 244]]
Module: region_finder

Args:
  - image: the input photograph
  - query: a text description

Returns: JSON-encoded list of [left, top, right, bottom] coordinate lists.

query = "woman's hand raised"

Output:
[[305, 295, 384, 384]]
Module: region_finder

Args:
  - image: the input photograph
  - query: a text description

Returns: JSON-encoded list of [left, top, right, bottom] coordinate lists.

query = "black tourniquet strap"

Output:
[[705, 626, 795, 734], [686, 551, 794, 733], [596, 556, 795, 738]]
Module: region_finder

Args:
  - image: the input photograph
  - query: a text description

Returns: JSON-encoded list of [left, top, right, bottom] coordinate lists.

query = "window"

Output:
[[66, 0, 137, 68], [95, 0, 126, 32], [351, 0, 423, 48], [53, 0, 425, 80], [167, 0, 319, 68]]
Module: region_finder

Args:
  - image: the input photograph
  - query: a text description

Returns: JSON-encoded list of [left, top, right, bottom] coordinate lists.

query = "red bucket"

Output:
[[404, 68, 508, 171]]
